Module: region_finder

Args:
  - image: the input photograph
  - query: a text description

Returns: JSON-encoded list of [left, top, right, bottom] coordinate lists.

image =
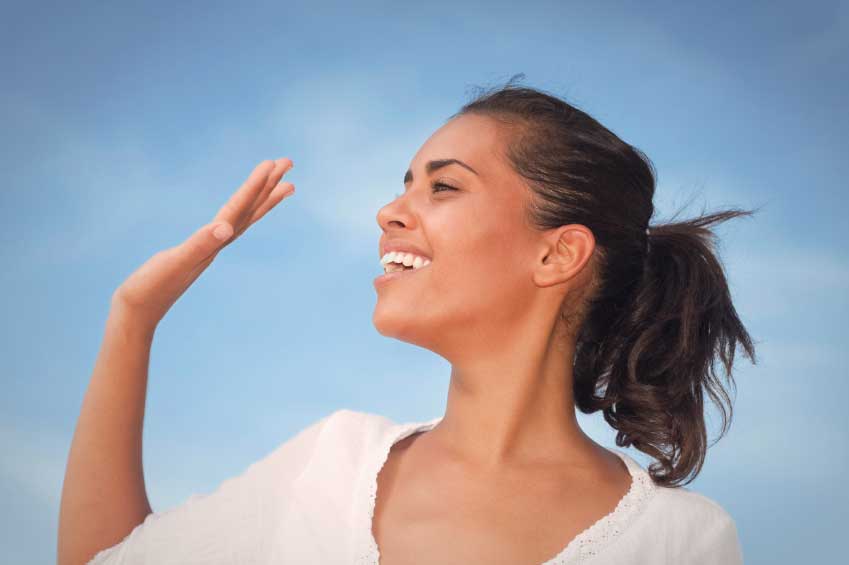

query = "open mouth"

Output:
[[383, 263, 416, 274], [376, 251, 432, 285], [382, 262, 431, 276], [376, 261, 432, 284]]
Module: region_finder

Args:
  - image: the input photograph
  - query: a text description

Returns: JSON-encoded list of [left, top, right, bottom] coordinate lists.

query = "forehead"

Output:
[[409, 113, 506, 174]]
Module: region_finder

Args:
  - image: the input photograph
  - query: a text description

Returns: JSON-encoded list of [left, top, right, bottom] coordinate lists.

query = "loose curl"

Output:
[[450, 74, 759, 487]]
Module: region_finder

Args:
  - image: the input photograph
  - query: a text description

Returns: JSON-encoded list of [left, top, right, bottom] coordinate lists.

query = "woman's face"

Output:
[[373, 113, 544, 358]]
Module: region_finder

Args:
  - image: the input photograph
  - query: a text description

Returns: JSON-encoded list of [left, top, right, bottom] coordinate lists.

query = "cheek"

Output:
[[424, 199, 535, 317], [432, 229, 531, 313]]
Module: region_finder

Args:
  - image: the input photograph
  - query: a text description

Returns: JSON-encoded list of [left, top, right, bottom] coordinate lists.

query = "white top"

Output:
[[89, 409, 744, 564]]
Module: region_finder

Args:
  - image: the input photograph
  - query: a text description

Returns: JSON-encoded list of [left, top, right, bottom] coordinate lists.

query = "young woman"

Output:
[[59, 81, 757, 565]]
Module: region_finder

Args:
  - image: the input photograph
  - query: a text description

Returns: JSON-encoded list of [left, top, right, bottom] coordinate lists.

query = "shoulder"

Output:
[[329, 407, 397, 429], [649, 484, 737, 525], [318, 408, 398, 443], [282, 408, 395, 443], [282, 408, 399, 468], [642, 483, 743, 560], [614, 450, 737, 528]]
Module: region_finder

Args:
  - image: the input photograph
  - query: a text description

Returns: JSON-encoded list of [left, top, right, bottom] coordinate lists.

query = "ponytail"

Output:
[[573, 209, 758, 487]]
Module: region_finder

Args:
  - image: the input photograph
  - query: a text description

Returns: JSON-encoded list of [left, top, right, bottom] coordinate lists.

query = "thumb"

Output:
[[173, 221, 235, 265]]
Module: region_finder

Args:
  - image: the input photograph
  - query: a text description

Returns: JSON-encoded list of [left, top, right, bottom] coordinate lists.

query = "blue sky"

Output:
[[1, 0, 846, 562]]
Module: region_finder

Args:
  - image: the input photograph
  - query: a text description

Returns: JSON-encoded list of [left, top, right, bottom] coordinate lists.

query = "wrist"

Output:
[[106, 302, 158, 343]]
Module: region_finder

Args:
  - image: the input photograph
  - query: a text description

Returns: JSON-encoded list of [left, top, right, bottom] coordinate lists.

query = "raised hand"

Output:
[[111, 158, 295, 330]]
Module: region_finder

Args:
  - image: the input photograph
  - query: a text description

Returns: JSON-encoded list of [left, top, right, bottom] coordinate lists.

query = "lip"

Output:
[[379, 240, 432, 261], [373, 262, 430, 289]]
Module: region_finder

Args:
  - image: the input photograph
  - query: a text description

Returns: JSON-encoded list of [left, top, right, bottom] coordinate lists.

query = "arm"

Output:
[[56, 158, 295, 565], [57, 305, 156, 565], [84, 410, 334, 565]]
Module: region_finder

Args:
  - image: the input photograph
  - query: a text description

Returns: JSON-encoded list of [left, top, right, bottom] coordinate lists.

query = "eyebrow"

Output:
[[403, 158, 479, 184]]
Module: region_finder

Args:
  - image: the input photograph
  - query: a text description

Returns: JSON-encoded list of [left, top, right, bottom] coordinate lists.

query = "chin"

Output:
[[372, 304, 406, 338], [372, 305, 427, 345]]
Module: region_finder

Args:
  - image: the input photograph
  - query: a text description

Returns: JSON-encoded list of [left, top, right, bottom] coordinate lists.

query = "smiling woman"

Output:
[[60, 75, 756, 565], [365, 77, 756, 563]]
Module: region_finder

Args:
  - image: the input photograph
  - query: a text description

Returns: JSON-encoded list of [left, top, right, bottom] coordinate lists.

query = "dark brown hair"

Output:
[[450, 74, 759, 487]]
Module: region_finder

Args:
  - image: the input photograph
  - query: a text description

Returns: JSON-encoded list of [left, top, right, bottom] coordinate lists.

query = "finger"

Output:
[[253, 158, 294, 214], [214, 160, 277, 227], [247, 181, 295, 227]]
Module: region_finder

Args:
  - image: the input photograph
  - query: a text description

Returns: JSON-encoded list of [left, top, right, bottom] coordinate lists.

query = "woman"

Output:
[[58, 80, 756, 564]]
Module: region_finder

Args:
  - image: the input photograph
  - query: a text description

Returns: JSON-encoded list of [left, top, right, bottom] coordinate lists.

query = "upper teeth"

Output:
[[380, 251, 431, 272]]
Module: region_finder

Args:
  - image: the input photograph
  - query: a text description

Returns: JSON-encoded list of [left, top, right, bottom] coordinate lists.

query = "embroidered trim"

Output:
[[356, 416, 442, 564], [542, 448, 657, 563], [356, 417, 657, 564]]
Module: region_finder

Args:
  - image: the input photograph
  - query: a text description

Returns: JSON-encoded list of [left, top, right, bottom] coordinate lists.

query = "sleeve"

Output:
[[690, 510, 745, 565], [86, 410, 337, 565]]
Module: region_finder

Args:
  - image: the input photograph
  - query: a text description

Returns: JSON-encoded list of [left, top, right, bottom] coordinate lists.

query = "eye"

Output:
[[394, 181, 458, 199], [431, 181, 458, 193]]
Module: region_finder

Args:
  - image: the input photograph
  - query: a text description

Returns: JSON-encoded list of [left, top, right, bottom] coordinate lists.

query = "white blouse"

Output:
[[88, 409, 744, 564]]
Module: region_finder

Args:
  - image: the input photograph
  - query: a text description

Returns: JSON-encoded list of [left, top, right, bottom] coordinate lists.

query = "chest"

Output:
[[371, 448, 631, 565]]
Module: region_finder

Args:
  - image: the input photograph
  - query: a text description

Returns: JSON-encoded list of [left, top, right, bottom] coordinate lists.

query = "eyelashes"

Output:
[[431, 181, 458, 193], [394, 181, 458, 199]]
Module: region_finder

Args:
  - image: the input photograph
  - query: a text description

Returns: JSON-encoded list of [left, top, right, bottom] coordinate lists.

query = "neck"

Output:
[[427, 304, 599, 472]]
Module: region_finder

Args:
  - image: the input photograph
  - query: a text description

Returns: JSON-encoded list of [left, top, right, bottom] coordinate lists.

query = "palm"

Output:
[[112, 158, 295, 328]]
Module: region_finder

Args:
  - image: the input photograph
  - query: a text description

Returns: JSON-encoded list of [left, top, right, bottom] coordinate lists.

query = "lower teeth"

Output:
[[386, 265, 415, 273]]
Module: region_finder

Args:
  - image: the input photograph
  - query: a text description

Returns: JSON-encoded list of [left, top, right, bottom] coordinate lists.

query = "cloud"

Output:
[[651, 168, 848, 324], [0, 423, 67, 510], [263, 68, 449, 250], [0, 94, 193, 270], [722, 244, 849, 324], [0, 66, 457, 268]]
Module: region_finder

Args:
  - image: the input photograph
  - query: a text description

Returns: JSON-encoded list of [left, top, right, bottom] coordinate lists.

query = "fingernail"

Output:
[[213, 223, 233, 241]]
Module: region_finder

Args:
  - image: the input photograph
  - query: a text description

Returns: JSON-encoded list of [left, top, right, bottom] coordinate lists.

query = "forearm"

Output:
[[57, 304, 156, 565]]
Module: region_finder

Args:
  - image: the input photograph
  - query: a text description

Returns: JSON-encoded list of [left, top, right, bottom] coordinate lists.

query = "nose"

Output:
[[376, 192, 415, 232]]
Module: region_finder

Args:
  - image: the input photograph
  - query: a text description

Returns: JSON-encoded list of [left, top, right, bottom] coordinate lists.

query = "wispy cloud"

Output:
[[263, 68, 449, 249], [0, 423, 67, 510], [1, 96, 185, 269], [724, 244, 849, 323]]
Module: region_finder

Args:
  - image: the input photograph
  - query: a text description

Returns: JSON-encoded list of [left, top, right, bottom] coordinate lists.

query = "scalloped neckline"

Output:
[[357, 416, 657, 564]]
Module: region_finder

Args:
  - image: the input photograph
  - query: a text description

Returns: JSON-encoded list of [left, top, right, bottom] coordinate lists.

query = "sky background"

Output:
[[2, 0, 847, 563]]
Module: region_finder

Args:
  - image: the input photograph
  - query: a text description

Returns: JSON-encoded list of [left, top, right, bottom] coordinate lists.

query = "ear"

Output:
[[532, 224, 595, 288]]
